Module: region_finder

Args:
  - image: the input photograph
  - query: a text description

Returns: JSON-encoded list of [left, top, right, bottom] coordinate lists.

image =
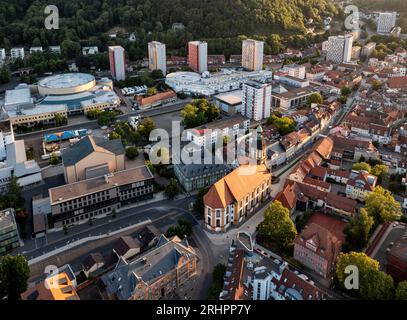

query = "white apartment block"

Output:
[[0, 48, 6, 61], [10, 47, 24, 60], [30, 47, 43, 54], [108, 46, 126, 81], [148, 41, 166, 75], [241, 81, 272, 121], [326, 35, 353, 64], [49, 46, 61, 54], [377, 12, 397, 34], [242, 39, 264, 71], [82, 46, 99, 55], [281, 64, 306, 79]]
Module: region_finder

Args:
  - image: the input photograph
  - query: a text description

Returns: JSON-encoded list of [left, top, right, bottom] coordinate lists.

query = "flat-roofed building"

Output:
[[214, 90, 243, 115], [10, 47, 24, 60], [61, 135, 125, 184], [0, 48, 5, 61], [185, 114, 250, 147], [188, 41, 207, 73], [204, 164, 272, 232], [49, 165, 154, 227], [148, 41, 166, 75], [271, 85, 319, 115], [108, 46, 126, 81], [0, 208, 21, 254], [326, 34, 353, 63], [241, 81, 272, 121], [30, 46, 43, 54], [377, 12, 397, 34], [242, 39, 264, 71], [362, 42, 376, 58]]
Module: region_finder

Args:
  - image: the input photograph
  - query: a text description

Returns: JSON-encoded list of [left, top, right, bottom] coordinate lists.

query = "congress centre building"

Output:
[[2, 73, 120, 127]]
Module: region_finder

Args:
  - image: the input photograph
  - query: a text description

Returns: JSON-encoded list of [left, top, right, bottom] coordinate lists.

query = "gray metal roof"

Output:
[[62, 136, 124, 166]]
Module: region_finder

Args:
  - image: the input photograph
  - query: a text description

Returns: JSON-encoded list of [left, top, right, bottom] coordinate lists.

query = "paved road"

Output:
[[15, 100, 189, 141], [19, 195, 194, 259]]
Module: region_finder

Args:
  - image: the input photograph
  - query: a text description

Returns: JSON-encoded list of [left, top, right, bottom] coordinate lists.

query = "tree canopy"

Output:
[[258, 200, 297, 251], [0, 254, 30, 300], [396, 281, 407, 300], [266, 114, 296, 136], [364, 186, 402, 223], [181, 99, 220, 129], [343, 208, 374, 252]]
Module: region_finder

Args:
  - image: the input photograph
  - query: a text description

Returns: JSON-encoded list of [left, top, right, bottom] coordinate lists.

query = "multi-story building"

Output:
[[362, 42, 376, 58], [281, 64, 306, 79], [345, 170, 377, 201], [203, 164, 272, 232], [108, 46, 126, 81], [29, 46, 43, 54], [326, 35, 353, 64], [0, 208, 21, 254], [49, 46, 61, 54], [101, 235, 198, 300], [174, 154, 232, 192], [82, 46, 99, 55], [0, 117, 14, 161], [188, 41, 207, 73], [48, 165, 154, 228], [271, 85, 319, 115], [293, 212, 345, 278], [61, 135, 125, 184], [377, 12, 397, 34], [185, 115, 250, 147], [0, 48, 6, 61], [148, 41, 166, 75], [241, 81, 272, 121], [10, 47, 24, 60], [242, 39, 264, 71]]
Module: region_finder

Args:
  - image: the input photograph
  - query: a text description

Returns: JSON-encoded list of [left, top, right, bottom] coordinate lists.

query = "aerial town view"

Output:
[[0, 0, 407, 312]]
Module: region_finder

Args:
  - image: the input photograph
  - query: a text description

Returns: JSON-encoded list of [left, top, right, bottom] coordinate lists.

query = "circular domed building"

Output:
[[37, 73, 97, 96]]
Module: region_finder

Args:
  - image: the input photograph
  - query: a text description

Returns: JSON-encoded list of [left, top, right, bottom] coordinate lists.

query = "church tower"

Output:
[[256, 125, 266, 165]]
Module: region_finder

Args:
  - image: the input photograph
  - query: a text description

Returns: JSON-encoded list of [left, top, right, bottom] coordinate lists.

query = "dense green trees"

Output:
[[165, 178, 181, 199], [266, 114, 296, 135], [125, 146, 139, 160], [165, 219, 192, 238], [364, 186, 402, 224], [396, 281, 407, 300], [207, 264, 227, 300], [181, 99, 220, 129], [0, 0, 338, 61], [193, 187, 209, 215], [258, 201, 297, 251], [344, 208, 374, 252], [306, 92, 324, 106], [0, 254, 30, 300], [0, 68, 11, 84], [336, 251, 394, 299]]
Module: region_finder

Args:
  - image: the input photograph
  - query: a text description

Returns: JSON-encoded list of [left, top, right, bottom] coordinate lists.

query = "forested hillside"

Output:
[[0, 0, 339, 59]]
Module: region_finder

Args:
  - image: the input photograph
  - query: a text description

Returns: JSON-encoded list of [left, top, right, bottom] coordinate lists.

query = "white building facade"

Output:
[[242, 39, 264, 71], [241, 81, 272, 121], [148, 41, 166, 75]]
